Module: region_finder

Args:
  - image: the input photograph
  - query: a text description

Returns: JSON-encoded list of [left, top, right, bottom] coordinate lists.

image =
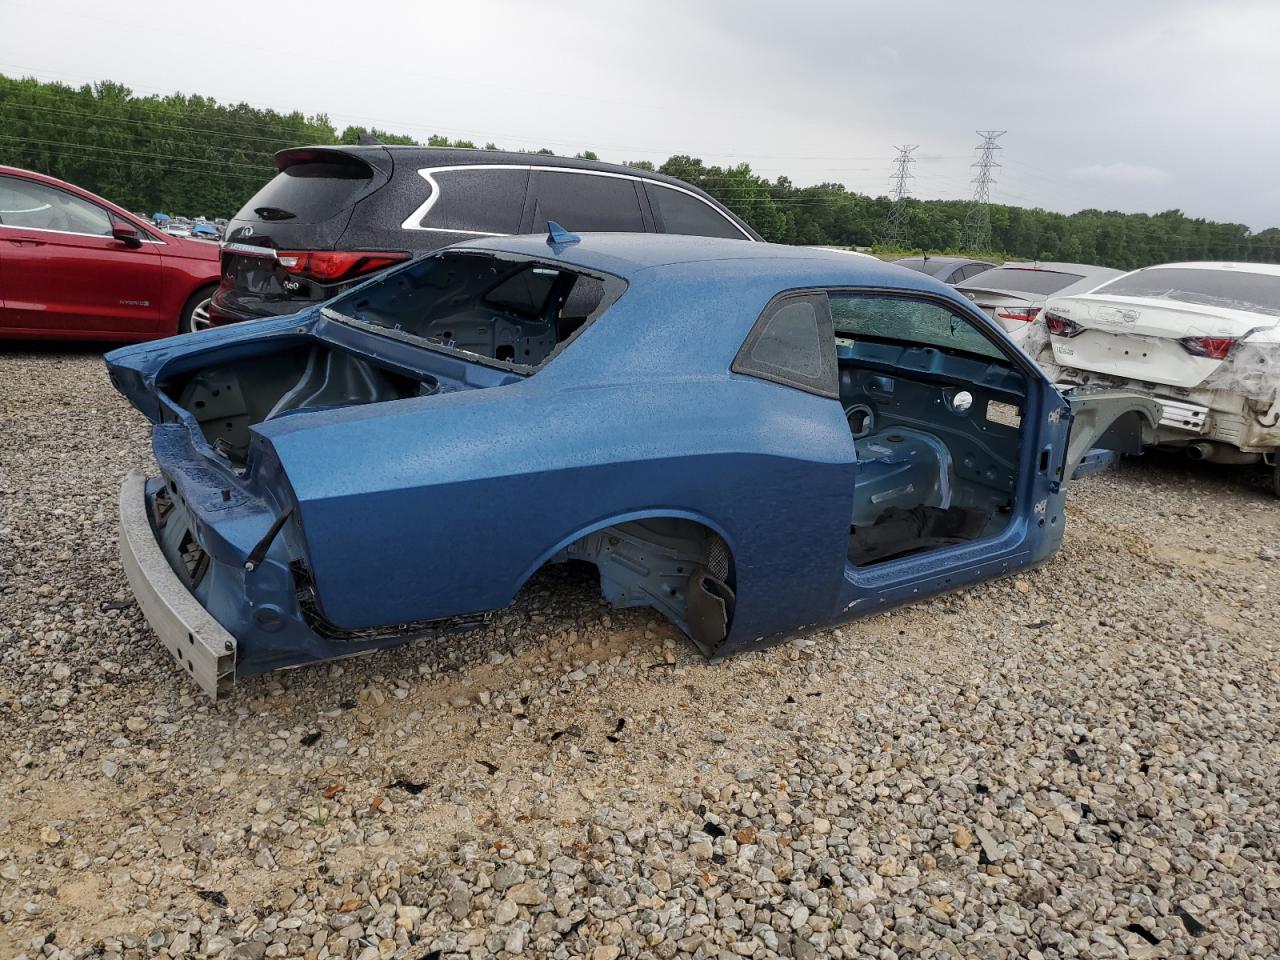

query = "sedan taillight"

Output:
[[275, 250, 410, 283], [1178, 336, 1237, 360], [995, 306, 1041, 323], [1044, 311, 1083, 337]]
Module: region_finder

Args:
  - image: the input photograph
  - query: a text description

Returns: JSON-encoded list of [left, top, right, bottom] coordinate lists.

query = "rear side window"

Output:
[[422, 168, 528, 234], [647, 184, 745, 239], [0, 176, 112, 235], [962, 267, 1082, 295], [733, 294, 837, 397], [527, 171, 644, 232], [239, 160, 372, 225]]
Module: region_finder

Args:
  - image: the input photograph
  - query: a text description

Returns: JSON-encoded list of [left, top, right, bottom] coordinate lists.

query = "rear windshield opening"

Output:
[[1094, 268, 1280, 317], [240, 159, 373, 224], [326, 251, 623, 369], [963, 268, 1083, 296]]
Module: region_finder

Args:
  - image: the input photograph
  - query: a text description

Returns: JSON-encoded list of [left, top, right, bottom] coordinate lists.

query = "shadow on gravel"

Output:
[[224, 559, 665, 703], [0, 340, 126, 359], [1117, 448, 1274, 499]]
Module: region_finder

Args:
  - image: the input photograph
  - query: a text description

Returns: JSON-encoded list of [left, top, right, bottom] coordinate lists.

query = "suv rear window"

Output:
[[1093, 267, 1280, 317], [240, 160, 373, 225], [647, 184, 745, 239], [961, 267, 1083, 296]]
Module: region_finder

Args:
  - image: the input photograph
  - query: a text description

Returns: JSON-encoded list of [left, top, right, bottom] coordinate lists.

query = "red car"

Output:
[[0, 166, 221, 341]]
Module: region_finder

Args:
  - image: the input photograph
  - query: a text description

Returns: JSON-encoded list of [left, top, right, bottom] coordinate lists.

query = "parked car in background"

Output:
[[191, 222, 219, 241], [106, 230, 1156, 696], [1036, 261, 1280, 495], [956, 262, 1123, 345], [208, 146, 762, 325], [0, 166, 221, 341], [162, 220, 193, 238], [893, 255, 996, 285]]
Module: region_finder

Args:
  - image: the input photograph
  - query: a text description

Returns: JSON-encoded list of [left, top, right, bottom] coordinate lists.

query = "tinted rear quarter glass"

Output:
[[241, 160, 372, 225], [965, 268, 1082, 296], [647, 184, 744, 239], [423, 168, 528, 233], [528, 171, 644, 232], [733, 294, 838, 397]]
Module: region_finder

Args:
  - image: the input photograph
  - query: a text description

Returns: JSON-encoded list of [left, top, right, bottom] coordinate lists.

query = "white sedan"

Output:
[[1034, 261, 1280, 494]]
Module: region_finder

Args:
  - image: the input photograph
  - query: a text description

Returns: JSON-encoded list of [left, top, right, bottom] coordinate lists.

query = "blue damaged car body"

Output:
[[106, 233, 1158, 697]]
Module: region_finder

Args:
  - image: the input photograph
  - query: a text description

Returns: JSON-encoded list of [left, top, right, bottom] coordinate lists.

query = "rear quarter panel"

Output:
[[259, 266, 857, 645]]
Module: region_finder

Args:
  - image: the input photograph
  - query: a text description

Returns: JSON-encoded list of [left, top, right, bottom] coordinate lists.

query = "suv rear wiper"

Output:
[[253, 206, 296, 221]]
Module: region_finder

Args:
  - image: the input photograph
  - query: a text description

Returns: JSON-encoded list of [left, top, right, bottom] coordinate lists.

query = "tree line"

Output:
[[2, 73, 1277, 270]]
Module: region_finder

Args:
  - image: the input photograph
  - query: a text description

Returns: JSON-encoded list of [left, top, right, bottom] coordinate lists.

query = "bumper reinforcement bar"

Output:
[[119, 469, 236, 698]]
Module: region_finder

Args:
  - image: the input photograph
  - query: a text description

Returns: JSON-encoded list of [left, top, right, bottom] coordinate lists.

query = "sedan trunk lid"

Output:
[[1044, 292, 1279, 389]]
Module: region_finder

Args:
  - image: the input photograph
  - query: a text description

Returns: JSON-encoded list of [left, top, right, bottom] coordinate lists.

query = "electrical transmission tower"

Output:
[[879, 144, 917, 246], [962, 130, 1005, 251]]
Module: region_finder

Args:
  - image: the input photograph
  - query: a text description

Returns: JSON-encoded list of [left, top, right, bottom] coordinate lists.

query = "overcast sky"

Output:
[[3, 0, 1277, 228]]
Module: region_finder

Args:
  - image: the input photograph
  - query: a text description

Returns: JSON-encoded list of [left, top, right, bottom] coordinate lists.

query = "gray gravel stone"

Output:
[[2, 351, 1279, 959]]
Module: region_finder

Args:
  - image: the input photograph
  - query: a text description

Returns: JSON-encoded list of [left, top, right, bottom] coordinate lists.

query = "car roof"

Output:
[[895, 255, 980, 267], [0, 163, 109, 200], [893, 256, 994, 279], [998, 261, 1115, 276], [452, 232, 946, 290], [276, 145, 764, 241], [1132, 261, 1280, 277]]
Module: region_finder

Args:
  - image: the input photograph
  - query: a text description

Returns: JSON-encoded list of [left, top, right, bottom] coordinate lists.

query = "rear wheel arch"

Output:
[[516, 510, 738, 656], [177, 282, 218, 334]]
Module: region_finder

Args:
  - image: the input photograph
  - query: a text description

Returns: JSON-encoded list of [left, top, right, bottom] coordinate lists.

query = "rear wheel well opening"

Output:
[[178, 282, 218, 334], [559, 517, 736, 657]]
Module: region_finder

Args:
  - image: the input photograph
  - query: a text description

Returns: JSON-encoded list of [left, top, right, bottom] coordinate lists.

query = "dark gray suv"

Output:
[[208, 147, 761, 325]]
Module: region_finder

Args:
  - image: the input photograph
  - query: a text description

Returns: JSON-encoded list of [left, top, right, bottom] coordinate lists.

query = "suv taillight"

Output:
[[1044, 311, 1083, 337], [275, 250, 409, 283]]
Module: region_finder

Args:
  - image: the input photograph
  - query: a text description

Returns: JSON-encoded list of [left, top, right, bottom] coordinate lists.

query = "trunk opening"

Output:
[[163, 344, 438, 464]]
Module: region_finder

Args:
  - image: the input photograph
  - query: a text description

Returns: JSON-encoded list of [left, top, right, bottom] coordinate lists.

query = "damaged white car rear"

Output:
[[1036, 262, 1280, 495]]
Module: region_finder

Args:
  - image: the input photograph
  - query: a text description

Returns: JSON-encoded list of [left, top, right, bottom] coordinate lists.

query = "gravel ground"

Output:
[[2, 346, 1279, 960]]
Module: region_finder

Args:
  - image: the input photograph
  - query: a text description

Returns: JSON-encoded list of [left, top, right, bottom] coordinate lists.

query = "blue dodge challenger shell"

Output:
[[105, 230, 1159, 697]]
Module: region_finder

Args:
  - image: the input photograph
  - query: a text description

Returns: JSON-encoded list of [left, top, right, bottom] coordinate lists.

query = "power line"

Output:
[[0, 100, 314, 150], [879, 145, 917, 246], [963, 130, 1005, 250], [0, 135, 271, 181]]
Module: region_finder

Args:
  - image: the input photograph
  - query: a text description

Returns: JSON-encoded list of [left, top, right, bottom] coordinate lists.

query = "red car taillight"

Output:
[[1044, 311, 1083, 337], [1178, 336, 1237, 360], [995, 306, 1041, 323], [275, 250, 410, 283]]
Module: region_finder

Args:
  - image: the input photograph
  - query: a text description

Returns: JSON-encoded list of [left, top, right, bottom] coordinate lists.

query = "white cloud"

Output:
[[1070, 163, 1173, 186]]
